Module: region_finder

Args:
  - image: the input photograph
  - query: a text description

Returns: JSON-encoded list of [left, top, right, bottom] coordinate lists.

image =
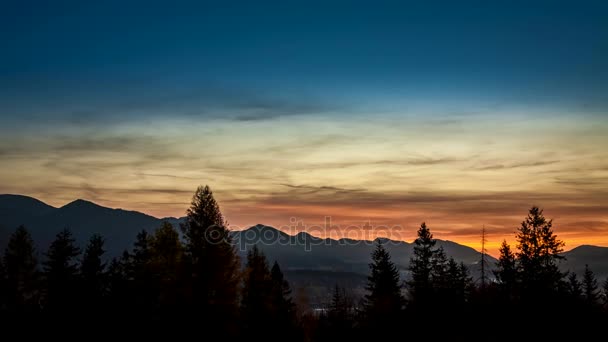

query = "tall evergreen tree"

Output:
[[240, 245, 272, 333], [363, 242, 404, 329], [181, 185, 240, 329], [270, 261, 300, 341], [149, 222, 184, 310], [43, 228, 81, 313], [582, 264, 599, 305], [408, 222, 436, 306], [515, 207, 564, 298], [494, 240, 517, 296], [3, 226, 39, 313], [80, 234, 106, 311], [241, 245, 272, 332], [129, 230, 154, 313], [270, 261, 295, 321], [106, 253, 130, 317], [566, 272, 582, 299]]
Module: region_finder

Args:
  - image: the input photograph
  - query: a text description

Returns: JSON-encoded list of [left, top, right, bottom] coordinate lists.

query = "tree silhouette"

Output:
[[408, 222, 436, 307], [582, 264, 599, 305], [494, 240, 517, 297], [363, 241, 404, 330], [270, 261, 296, 324], [240, 245, 273, 335], [149, 221, 184, 311], [181, 185, 240, 330], [106, 253, 130, 318], [566, 272, 582, 299], [43, 228, 81, 314], [515, 207, 564, 299], [3, 226, 39, 313], [128, 230, 154, 314], [80, 234, 106, 312]]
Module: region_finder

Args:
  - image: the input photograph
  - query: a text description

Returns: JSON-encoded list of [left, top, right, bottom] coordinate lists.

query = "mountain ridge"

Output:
[[0, 194, 606, 280]]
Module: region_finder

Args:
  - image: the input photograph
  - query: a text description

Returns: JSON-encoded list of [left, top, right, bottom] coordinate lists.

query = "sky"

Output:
[[1, 0, 607, 255]]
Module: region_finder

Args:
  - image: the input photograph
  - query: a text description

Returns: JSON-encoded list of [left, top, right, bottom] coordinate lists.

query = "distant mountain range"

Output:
[[1, 194, 607, 287]]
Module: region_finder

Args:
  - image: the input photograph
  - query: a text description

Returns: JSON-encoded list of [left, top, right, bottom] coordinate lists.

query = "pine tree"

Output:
[[129, 230, 154, 313], [3, 226, 39, 313], [149, 222, 184, 310], [240, 245, 272, 334], [181, 185, 240, 329], [43, 228, 81, 313], [431, 246, 449, 292], [582, 264, 599, 305], [80, 234, 106, 311], [363, 241, 404, 329], [270, 261, 298, 339], [408, 222, 436, 306], [270, 261, 295, 319], [328, 284, 351, 327], [494, 240, 517, 296], [566, 272, 582, 299], [515, 207, 564, 298], [106, 254, 129, 316]]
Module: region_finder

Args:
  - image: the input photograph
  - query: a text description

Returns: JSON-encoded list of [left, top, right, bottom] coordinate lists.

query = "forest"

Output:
[[1, 185, 607, 340]]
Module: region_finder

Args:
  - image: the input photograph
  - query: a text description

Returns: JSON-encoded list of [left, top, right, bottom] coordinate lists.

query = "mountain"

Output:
[[1, 194, 607, 286], [231, 224, 494, 276], [561, 245, 608, 279], [0, 194, 186, 256]]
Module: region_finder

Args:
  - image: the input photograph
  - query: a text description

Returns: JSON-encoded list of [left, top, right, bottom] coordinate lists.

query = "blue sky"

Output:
[[1, 1, 608, 253]]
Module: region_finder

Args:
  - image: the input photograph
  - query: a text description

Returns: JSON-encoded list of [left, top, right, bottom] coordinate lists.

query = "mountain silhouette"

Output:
[[1, 194, 606, 281], [560, 245, 608, 279], [0, 194, 185, 256]]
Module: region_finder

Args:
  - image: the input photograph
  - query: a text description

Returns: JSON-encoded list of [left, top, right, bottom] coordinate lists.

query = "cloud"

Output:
[[474, 160, 559, 171], [280, 183, 365, 194]]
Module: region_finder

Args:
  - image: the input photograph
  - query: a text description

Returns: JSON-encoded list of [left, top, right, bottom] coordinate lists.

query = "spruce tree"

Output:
[[129, 230, 153, 313], [494, 240, 517, 296], [43, 228, 81, 314], [363, 241, 404, 329], [408, 222, 435, 306], [3, 226, 39, 313], [181, 185, 240, 329], [515, 207, 564, 298], [240, 245, 272, 334], [582, 264, 599, 305], [566, 272, 582, 299], [80, 234, 106, 311], [149, 222, 183, 310], [269, 261, 298, 338]]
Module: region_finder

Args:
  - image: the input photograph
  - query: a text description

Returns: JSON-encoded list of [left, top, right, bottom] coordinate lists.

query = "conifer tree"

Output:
[[181, 185, 240, 328], [80, 234, 106, 312], [43, 228, 81, 313], [129, 230, 154, 313], [149, 222, 183, 310], [270, 261, 295, 320], [241, 245, 272, 332], [494, 240, 517, 295], [566, 272, 582, 299], [515, 207, 564, 297], [363, 241, 404, 329], [408, 222, 436, 306], [582, 264, 599, 305], [3, 226, 39, 313]]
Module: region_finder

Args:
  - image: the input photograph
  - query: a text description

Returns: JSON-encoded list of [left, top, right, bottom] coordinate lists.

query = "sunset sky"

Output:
[[1, 1, 607, 255]]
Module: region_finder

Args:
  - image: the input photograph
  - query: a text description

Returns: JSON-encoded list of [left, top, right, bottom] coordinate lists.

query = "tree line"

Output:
[[1, 185, 607, 339]]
